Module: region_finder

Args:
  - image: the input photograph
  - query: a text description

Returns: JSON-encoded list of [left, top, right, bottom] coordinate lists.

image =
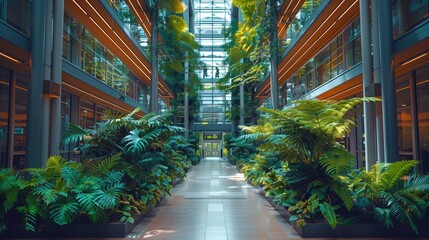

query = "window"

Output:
[[0, 67, 10, 167]]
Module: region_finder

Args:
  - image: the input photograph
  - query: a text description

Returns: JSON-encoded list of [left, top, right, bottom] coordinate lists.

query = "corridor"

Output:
[[128, 157, 299, 240]]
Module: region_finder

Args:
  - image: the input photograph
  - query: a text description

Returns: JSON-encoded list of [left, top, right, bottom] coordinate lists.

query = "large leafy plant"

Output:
[[0, 154, 127, 234], [63, 110, 190, 209], [239, 98, 377, 228], [350, 160, 429, 233]]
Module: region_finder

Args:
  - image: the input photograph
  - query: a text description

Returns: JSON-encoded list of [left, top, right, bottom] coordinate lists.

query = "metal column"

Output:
[[371, 0, 385, 163], [50, 0, 64, 156], [27, 0, 46, 167], [269, 0, 278, 109], [359, 0, 376, 170], [150, 2, 159, 113], [378, 0, 398, 162], [41, 0, 53, 163]]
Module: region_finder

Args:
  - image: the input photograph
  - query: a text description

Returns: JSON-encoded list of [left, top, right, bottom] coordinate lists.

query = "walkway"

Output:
[[128, 157, 299, 240]]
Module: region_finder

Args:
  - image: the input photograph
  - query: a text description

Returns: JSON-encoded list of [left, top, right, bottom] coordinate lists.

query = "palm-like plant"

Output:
[[350, 160, 429, 233], [239, 98, 377, 228]]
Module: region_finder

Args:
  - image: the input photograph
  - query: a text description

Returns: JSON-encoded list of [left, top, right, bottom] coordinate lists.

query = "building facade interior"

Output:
[[0, 0, 429, 238], [0, 0, 429, 239], [0, 0, 429, 171]]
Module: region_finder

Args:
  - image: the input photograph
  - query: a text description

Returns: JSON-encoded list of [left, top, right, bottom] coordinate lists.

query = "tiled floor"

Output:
[[9, 157, 423, 240], [126, 158, 423, 240], [128, 157, 300, 240]]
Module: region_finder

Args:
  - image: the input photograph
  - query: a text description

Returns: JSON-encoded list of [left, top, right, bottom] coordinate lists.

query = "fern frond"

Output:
[[16, 203, 38, 232], [46, 155, 67, 173], [404, 174, 429, 191], [382, 160, 419, 189], [63, 124, 90, 146], [32, 182, 68, 204], [84, 153, 122, 176], [371, 207, 393, 228], [320, 146, 354, 176]]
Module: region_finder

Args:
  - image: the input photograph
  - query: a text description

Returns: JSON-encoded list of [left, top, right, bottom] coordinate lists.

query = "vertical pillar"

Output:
[[50, 0, 64, 156], [269, 0, 278, 109], [150, 2, 159, 113], [239, 76, 244, 125], [27, 0, 46, 168], [183, 0, 190, 138], [371, 0, 384, 163], [184, 59, 189, 138], [41, 0, 53, 163], [378, 0, 398, 163], [7, 72, 16, 168], [359, 0, 376, 170]]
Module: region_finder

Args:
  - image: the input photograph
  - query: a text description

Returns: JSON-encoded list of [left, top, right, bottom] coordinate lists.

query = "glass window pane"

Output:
[[416, 66, 429, 172], [0, 67, 10, 167], [396, 76, 413, 160], [13, 74, 28, 169]]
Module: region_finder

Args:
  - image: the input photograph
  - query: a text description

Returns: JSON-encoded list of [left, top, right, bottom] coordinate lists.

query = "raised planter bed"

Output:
[[255, 186, 429, 238], [1, 178, 184, 239], [0, 207, 153, 239]]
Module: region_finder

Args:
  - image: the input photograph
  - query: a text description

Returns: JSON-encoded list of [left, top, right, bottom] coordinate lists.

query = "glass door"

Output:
[[204, 141, 221, 157]]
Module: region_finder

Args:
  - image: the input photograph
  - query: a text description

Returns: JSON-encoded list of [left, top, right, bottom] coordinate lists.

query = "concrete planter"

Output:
[[1, 209, 151, 239], [258, 186, 429, 238], [1, 178, 183, 239]]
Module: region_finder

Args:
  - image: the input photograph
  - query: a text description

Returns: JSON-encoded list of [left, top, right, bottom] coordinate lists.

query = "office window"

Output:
[[13, 75, 28, 169], [0, 67, 10, 167], [416, 66, 429, 172]]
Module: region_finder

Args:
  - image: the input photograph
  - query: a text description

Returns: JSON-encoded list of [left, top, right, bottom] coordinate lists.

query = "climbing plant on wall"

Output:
[[155, 0, 202, 125]]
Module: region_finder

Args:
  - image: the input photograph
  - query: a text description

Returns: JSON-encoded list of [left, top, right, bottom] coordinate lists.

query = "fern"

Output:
[[45, 155, 67, 173], [16, 204, 38, 232], [84, 153, 122, 176], [320, 146, 354, 177], [32, 182, 68, 205], [62, 124, 90, 146], [381, 160, 419, 190]]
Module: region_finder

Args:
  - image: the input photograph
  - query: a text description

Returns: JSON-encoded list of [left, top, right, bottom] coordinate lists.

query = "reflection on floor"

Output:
[[128, 157, 299, 240]]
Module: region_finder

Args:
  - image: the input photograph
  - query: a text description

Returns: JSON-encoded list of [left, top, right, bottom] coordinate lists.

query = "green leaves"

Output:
[[0, 110, 194, 234], [320, 147, 354, 177], [320, 202, 337, 229], [50, 201, 79, 225]]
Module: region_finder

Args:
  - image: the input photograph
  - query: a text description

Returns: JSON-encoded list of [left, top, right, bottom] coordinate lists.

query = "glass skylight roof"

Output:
[[194, 0, 231, 124]]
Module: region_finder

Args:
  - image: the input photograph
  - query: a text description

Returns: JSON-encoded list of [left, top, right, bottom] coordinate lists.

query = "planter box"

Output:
[[257, 186, 429, 238], [2, 178, 184, 239], [1, 210, 151, 239], [292, 221, 429, 238], [47, 211, 149, 238]]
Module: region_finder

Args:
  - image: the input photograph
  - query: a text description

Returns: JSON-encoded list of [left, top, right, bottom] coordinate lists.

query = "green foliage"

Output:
[[232, 97, 429, 233], [158, 0, 186, 13], [1, 110, 196, 234], [351, 160, 429, 233], [320, 202, 337, 229]]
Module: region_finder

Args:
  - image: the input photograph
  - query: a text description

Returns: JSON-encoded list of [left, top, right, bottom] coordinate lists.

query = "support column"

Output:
[[150, 2, 159, 113], [371, 0, 385, 163], [239, 78, 244, 125], [378, 0, 398, 163], [50, 0, 64, 156], [184, 58, 189, 138], [183, 1, 190, 138], [269, 0, 278, 109], [7, 72, 16, 168], [41, 0, 53, 163], [359, 0, 376, 170], [27, 0, 46, 168]]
